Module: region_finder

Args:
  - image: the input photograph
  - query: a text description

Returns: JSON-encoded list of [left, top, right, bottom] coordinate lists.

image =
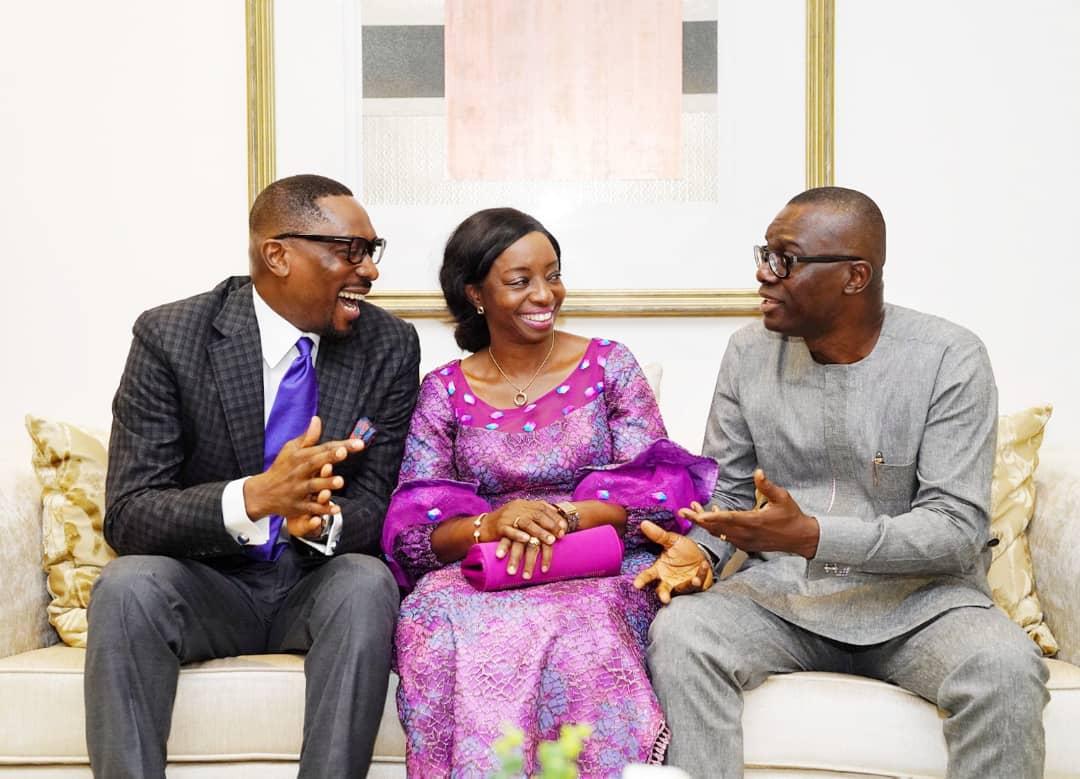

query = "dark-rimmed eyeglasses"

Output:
[[753, 245, 862, 279], [274, 233, 386, 265]]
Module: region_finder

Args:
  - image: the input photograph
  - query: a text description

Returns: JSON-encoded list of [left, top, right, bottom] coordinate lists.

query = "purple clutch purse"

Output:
[[461, 524, 624, 591]]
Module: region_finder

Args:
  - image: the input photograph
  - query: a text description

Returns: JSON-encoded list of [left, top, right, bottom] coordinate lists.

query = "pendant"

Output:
[[513, 391, 528, 407]]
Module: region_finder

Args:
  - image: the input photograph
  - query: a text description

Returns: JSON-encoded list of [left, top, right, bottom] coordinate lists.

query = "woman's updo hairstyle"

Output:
[[440, 207, 561, 353]]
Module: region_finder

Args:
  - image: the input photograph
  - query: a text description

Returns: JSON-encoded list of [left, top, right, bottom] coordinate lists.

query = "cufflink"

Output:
[[822, 562, 851, 577], [237, 533, 250, 545], [314, 514, 332, 543]]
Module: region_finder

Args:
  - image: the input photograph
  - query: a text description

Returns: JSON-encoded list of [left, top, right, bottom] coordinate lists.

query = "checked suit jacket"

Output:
[[104, 275, 421, 560]]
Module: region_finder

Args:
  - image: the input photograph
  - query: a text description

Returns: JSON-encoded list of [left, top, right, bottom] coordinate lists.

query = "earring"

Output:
[[476, 305, 485, 315]]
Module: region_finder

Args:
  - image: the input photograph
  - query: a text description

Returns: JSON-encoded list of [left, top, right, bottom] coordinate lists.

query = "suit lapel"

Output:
[[208, 283, 265, 475], [317, 329, 368, 442]]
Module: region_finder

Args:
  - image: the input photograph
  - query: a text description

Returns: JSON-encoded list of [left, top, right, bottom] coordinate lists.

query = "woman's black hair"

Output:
[[439, 207, 561, 352]]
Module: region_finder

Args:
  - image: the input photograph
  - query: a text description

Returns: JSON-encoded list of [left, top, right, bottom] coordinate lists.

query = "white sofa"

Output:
[[1, 447, 1078, 778]]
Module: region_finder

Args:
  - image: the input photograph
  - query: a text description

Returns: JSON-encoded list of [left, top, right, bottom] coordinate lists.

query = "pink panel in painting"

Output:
[[445, 0, 682, 181]]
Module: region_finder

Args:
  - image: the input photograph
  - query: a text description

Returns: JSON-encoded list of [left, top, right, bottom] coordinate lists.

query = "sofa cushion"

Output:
[[1029, 453, 1080, 667], [0, 459, 53, 659], [26, 417, 115, 649], [741, 661, 1080, 778], [0, 646, 405, 764], [2, 647, 1075, 777], [988, 405, 1058, 654]]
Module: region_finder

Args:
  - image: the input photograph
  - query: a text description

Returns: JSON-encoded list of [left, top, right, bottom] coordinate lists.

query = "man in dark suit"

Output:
[[85, 174, 420, 777]]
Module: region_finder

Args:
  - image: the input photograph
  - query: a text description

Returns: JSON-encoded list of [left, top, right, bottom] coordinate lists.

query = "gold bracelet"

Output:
[[472, 512, 488, 544]]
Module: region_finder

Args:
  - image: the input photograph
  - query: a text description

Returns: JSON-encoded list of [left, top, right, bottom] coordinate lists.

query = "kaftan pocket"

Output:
[[870, 460, 917, 515]]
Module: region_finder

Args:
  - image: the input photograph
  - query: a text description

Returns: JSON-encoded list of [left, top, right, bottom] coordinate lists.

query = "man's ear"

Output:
[[261, 238, 290, 278], [843, 261, 874, 295]]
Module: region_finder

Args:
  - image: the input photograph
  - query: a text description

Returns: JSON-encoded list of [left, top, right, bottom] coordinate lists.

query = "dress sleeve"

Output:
[[573, 343, 718, 549], [396, 371, 459, 482], [599, 342, 668, 462], [380, 372, 492, 587]]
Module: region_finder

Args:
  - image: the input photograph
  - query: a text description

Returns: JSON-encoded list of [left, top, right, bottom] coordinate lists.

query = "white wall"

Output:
[[0, 2, 249, 469], [0, 1, 1076, 470], [836, 0, 1080, 451]]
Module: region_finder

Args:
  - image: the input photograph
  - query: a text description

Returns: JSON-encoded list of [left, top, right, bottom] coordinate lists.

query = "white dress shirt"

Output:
[[220, 287, 342, 555]]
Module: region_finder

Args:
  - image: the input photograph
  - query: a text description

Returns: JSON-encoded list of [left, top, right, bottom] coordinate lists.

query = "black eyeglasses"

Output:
[[753, 245, 862, 279], [274, 233, 386, 265]]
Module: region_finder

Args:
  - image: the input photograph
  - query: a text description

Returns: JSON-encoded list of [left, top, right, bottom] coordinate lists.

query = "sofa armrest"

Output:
[[1028, 450, 1080, 666], [0, 458, 55, 659]]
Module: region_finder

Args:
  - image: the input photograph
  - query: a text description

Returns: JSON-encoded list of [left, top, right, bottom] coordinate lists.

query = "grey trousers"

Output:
[[648, 589, 1049, 779], [84, 548, 399, 779]]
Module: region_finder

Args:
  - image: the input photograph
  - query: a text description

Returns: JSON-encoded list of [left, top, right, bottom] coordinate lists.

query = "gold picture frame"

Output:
[[244, 0, 834, 317]]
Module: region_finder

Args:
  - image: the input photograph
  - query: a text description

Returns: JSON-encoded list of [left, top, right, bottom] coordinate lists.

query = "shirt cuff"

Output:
[[806, 513, 878, 580], [295, 511, 343, 556], [222, 477, 271, 546], [688, 524, 732, 572], [812, 513, 878, 565]]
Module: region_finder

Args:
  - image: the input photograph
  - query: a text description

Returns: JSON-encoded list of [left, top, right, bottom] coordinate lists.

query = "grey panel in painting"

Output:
[[683, 21, 717, 95], [362, 22, 717, 99], [362, 26, 445, 98]]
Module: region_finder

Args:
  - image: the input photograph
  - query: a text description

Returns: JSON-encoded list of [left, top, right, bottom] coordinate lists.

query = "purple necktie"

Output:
[[248, 336, 318, 562]]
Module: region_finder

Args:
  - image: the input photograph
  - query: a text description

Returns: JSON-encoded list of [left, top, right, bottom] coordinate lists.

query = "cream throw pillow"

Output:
[[26, 415, 115, 648], [988, 404, 1058, 655]]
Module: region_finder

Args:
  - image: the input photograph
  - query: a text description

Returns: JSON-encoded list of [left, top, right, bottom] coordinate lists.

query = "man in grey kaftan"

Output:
[[636, 187, 1049, 779]]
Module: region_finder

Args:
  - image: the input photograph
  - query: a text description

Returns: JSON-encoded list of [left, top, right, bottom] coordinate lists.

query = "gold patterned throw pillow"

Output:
[[988, 404, 1058, 655], [26, 415, 115, 648]]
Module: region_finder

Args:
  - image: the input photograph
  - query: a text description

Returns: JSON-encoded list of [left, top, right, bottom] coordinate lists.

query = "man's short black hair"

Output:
[[249, 174, 354, 235], [788, 186, 886, 242]]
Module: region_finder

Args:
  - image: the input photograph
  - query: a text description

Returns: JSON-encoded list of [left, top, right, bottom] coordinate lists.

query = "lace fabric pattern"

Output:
[[387, 339, 715, 777]]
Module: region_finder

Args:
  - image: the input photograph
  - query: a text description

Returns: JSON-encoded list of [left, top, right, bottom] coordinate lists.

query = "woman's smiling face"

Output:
[[469, 231, 564, 345]]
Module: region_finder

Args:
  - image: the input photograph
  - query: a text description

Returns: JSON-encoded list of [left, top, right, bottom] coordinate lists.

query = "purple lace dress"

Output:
[[383, 339, 716, 778]]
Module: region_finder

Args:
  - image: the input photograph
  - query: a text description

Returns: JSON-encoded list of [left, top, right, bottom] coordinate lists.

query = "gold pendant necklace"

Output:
[[488, 331, 557, 407]]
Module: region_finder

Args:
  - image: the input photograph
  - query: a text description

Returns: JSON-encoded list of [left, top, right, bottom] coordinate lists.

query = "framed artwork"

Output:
[[246, 0, 834, 317]]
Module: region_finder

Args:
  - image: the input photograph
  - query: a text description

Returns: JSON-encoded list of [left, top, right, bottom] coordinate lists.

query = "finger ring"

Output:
[[527, 537, 540, 547], [719, 533, 728, 543], [512, 517, 523, 529]]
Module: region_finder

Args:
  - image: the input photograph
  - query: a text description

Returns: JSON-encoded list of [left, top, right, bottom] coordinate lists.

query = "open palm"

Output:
[[633, 520, 714, 604]]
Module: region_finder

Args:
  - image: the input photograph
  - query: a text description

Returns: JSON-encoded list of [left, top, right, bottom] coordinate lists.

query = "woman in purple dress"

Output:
[[382, 208, 716, 778]]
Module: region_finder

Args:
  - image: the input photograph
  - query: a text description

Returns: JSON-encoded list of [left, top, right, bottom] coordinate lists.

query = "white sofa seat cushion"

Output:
[[0, 646, 405, 765], [742, 661, 1080, 779], [4, 647, 1075, 777]]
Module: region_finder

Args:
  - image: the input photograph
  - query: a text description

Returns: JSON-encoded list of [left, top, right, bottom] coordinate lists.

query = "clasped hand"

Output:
[[242, 416, 365, 539], [480, 499, 567, 580]]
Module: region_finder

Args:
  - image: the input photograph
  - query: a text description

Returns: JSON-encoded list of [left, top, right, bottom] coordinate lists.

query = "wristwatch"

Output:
[[552, 501, 580, 533]]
